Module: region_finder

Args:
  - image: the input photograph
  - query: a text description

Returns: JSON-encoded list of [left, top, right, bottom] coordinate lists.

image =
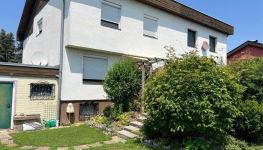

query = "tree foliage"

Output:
[[103, 59, 141, 112], [233, 100, 263, 143], [228, 58, 263, 103], [0, 29, 22, 63], [142, 52, 242, 141]]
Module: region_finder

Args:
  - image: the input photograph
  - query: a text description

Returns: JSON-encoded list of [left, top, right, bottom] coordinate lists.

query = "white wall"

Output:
[[61, 47, 123, 101], [22, 0, 62, 66], [66, 0, 228, 63]]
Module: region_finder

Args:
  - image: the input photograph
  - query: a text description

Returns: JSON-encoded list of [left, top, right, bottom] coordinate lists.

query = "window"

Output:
[[37, 18, 43, 35], [101, 1, 121, 29], [143, 15, 158, 38], [187, 29, 196, 47], [83, 56, 108, 82], [30, 83, 55, 100], [209, 36, 217, 52]]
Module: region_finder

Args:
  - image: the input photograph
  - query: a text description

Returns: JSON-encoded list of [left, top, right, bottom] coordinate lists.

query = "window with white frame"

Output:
[[143, 15, 158, 38], [83, 56, 108, 82], [37, 18, 43, 35], [101, 1, 121, 29]]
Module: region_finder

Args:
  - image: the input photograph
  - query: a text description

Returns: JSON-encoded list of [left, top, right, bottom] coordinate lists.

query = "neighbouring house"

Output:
[[16, 0, 234, 125], [227, 40, 263, 62], [0, 63, 59, 129]]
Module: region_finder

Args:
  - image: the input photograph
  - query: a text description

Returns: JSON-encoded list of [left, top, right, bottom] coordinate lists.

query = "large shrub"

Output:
[[233, 100, 263, 142], [103, 59, 141, 112], [142, 52, 242, 142], [228, 58, 263, 103]]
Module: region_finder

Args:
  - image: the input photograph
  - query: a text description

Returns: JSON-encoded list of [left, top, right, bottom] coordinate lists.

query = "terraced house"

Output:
[[15, 0, 234, 125]]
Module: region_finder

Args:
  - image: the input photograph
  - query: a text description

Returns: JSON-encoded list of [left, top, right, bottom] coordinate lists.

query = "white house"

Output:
[[17, 0, 234, 124]]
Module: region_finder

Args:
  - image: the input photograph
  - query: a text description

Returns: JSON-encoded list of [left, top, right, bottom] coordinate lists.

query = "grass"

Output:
[[86, 139, 151, 150], [11, 125, 111, 148], [0, 143, 18, 150]]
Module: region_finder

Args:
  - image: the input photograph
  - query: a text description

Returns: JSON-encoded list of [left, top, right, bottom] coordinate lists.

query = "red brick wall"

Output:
[[60, 101, 113, 125], [228, 45, 263, 62]]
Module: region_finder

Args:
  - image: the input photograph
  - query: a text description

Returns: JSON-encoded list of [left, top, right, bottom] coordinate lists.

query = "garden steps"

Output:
[[137, 116, 147, 122], [124, 125, 140, 133], [116, 114, 147, 140], [130, 121, 143, 128], [117, 130, 138, 140]]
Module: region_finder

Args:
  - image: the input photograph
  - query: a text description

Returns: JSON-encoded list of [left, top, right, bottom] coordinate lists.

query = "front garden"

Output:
[[1, 50, 263, 150]]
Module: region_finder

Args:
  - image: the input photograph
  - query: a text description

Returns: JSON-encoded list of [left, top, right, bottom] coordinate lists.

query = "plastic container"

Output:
[[49, 119, 56, 127]]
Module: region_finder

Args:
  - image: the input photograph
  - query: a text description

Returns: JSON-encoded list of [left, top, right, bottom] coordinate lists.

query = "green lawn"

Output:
[[11, 125, 111, 148], [0, 143, 18, 150], [86, 140, 151, 150]]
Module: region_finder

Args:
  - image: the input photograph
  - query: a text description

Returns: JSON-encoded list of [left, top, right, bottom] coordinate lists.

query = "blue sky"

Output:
[[0, 0, 262, 51]]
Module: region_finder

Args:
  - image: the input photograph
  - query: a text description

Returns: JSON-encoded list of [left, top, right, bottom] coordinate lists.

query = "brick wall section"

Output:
[[60, 101, 113, 125]]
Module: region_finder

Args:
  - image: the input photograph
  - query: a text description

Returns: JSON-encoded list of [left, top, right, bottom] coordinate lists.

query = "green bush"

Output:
[[103, 105, 123, 121], [142, 52, 242, 142], [103, 59, 141, 112], [93, 115, 108, 125], [228, 58, 263, 103], [116, 113, 130, 126], [233, 100, 263, 142]]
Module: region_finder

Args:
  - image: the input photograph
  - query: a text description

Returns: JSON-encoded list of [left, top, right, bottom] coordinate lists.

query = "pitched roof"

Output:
[[136, 0, 233, 35], [17, 0, 234, 41], [227, 41, 263, 57]]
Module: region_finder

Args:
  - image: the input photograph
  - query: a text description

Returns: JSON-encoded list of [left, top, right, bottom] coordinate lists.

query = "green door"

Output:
[[0, 83, 13, 129]]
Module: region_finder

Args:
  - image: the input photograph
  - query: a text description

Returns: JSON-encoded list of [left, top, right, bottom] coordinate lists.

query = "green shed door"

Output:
[[0, 83, 13, 129]]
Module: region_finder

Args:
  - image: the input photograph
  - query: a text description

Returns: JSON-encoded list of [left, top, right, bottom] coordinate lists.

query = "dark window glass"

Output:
[[209, 36, 216, 52], [101, 20, 119, 29], [188, 30, 196, 47], [30, 83, 55, 100]]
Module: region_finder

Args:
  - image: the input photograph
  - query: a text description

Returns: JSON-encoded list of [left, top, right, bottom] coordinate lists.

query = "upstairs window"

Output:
[[37, 18, 43, 35], [209, 36, 217, 52], [101, 1, 121, 29], [187, 29, 196, 48], [83, 56, 108, 82], [30, 83, 55, 100], [143, 15, 158, 38]]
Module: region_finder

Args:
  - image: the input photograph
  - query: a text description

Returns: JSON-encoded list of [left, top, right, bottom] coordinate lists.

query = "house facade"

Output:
[[228, 40, 263, 62], [17, 0, 234, 124]]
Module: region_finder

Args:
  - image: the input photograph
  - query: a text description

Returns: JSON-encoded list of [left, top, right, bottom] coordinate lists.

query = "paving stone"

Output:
[[104, 136, 125, 145], [57, 147, 69, 150], [117, 130, 138, 140], [35, 147, 50, 150], [130, 121, 143, 128], [19, 146, 36, 150], [88, 142, 103, 148], [124, 126, 140, 133], [74, 145, 89, 150]]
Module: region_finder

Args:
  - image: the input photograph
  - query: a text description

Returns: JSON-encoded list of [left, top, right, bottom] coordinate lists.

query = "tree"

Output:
[[142, 51, 242, 145], [103, 59, 141, 112], [0, 29, 22, 63]]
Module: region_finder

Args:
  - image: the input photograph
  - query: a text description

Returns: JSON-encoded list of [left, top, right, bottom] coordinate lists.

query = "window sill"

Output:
[[83, 79, 103, 85], [143, 34, 158, 39]]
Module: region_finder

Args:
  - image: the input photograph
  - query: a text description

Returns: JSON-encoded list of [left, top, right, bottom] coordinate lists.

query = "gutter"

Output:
[[57, 0, 66, 124]]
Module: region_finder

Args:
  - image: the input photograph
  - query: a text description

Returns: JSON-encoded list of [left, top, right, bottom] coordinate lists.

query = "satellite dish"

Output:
[[202, 41, 209, 51], [31, 52, 48, 66]]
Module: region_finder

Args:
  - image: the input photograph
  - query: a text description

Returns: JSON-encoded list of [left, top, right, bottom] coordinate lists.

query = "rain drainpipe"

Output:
[[57, 0, 66, 125]]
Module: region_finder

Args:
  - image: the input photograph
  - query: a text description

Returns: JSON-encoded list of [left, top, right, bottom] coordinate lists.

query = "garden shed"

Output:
[[0, 63, 59, 130]]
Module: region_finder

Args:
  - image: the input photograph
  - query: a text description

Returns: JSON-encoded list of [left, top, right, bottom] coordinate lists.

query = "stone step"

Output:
[[130, 121, 143, 128], [124, 125, 140, 134], [137, 116, 147, 122], [117, 130, 138, 140]]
